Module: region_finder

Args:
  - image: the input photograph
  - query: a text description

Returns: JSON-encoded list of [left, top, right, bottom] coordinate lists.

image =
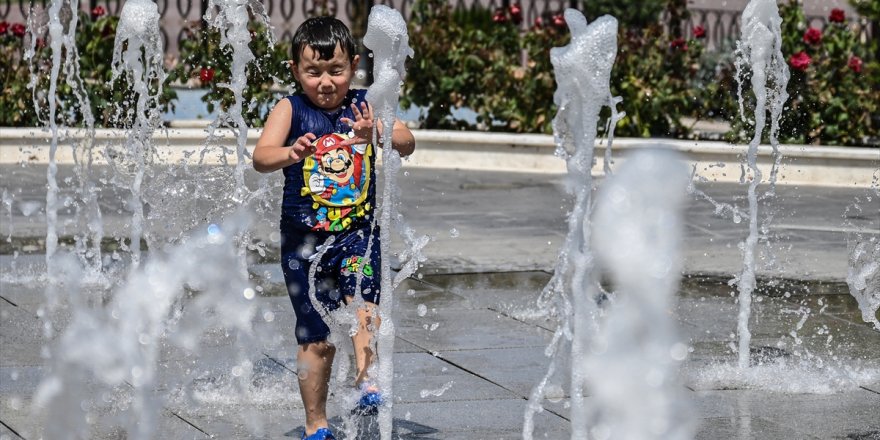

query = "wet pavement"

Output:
[[1, 163, 879, 439]]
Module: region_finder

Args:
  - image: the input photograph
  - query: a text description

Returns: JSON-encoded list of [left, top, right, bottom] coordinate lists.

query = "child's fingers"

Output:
[[359, 102, 374, 121], [350, 103, 363, 119]]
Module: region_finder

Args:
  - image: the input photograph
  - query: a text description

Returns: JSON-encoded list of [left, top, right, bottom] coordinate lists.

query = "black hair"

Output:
[[291, 16, 357, 64]]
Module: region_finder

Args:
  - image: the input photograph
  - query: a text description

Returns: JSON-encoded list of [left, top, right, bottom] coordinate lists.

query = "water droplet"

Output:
[[417, 304, 427, 316], [544, 384, 564, 402], [243, 288, 255, 300], [670, 343, 688, 361], [449, 228, 459, 238]]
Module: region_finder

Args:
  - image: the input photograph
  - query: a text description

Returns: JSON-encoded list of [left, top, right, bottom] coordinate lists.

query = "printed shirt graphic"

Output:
[[280, 88, 375, 232], [302, 133, 373, 231]]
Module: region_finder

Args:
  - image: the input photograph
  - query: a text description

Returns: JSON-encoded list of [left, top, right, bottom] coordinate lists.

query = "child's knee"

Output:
[[297, 341, 336, 378], [356, 302, 380, 327], [302, 340, 335, 354]]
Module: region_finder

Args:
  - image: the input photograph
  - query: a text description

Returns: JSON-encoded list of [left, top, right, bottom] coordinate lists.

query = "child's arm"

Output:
[[342, 102, 415, 157], [253, 99, 317, 173], [384, 119, 416, 157]]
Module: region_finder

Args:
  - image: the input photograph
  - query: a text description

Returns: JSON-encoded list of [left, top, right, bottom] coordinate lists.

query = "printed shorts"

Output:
[[280, 218, 381, 344]]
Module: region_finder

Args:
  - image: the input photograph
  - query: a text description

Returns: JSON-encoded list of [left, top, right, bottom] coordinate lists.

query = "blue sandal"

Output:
[[353, 383, 384, 415], [302, 427, 335, 440]]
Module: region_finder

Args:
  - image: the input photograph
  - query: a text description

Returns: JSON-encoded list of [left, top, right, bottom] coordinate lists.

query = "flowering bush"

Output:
[[0, 19, 39, 126], [402, 0, 875, 145], [401, 0, 530, 131], [724, 2, 878, 146], [609, 20, 707, 138], [166, 21, 294, 128], [685, 2, 878, 147], [403, 0, 704, 136], [0, 10, 176, 127]]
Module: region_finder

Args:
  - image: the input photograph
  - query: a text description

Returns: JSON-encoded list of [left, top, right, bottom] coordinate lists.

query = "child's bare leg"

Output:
[[348, 299, 381, 386], [298, 341, 336, 435]]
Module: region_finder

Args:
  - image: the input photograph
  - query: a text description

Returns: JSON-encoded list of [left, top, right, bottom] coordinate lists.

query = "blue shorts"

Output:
[[280, 217, 382, 344]]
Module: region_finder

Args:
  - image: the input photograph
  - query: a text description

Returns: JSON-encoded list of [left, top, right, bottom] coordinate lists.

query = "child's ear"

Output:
[[289, 60, 300, 80], [351, 54, 360, 70]]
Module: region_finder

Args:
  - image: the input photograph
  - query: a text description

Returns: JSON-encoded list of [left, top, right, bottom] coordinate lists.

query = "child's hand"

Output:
[[289, 133, 317, 163], [341, 102, 377, 145]]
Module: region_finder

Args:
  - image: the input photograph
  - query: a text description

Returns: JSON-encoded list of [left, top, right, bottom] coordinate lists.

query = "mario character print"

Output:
[[302, 133, 372, 231]]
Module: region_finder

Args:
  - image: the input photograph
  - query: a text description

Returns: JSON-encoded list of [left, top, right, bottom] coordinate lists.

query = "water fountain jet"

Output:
[[732, 0, 790, 370], [523, 9, 621, 440], [110, 0, 165, 270], [362, 6, 427, 438]]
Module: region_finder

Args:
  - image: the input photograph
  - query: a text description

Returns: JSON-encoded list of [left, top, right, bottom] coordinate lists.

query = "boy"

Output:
[[253, 16, 415, 440]]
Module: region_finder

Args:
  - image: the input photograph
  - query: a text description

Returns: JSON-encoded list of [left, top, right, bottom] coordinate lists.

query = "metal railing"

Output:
[[1, 0, 872, 60]]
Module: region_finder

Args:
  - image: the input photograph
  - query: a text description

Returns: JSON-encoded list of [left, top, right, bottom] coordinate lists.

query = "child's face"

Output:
[[293, 44, 359, 110]]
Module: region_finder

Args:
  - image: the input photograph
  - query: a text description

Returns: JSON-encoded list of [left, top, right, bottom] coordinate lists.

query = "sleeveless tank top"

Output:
[[281, 89, 375, 232]]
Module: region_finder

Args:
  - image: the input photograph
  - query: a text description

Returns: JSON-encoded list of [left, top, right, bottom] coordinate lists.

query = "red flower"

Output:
[[11, 23, 26, 38], [802, 27, 822, 45], [789, 51, 811, 71], [693, 25, 706, 39], [91, 6, 106, 19], [0, 21, 8, 34], [670, 37, 688, 51], [551, 14, 565, 28], [829, 8, 845, 23], [848, 56, 863, 73], [533, 17, 543, 29], [492, 8, 508, 24], [199, 67, 215, 83], [508, 3, 522, 25]]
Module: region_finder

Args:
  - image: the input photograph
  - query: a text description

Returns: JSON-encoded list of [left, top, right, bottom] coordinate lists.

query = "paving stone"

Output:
[[691, 389, 880, 439], [392, 352, 519, 403], [695, 416, 823, 440], [2, 167, 879, 438], [396, 308, 552, 352]]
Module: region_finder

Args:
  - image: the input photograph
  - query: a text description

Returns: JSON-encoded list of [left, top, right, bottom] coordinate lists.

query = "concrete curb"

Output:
[[1, 127, 877, 187]]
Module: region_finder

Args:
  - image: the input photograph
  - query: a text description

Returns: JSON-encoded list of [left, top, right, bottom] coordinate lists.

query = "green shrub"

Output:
[[0, 8, 176, 128], [403, 0, 705, 137], [0, 20, 39, 126], [607, 22, 706, 138], [722, 1, 878, 146], [166, 20, 294, 128], [402, 0, 524, 131], [0, 6, 177, 127], [581, 0, 667, 30]]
